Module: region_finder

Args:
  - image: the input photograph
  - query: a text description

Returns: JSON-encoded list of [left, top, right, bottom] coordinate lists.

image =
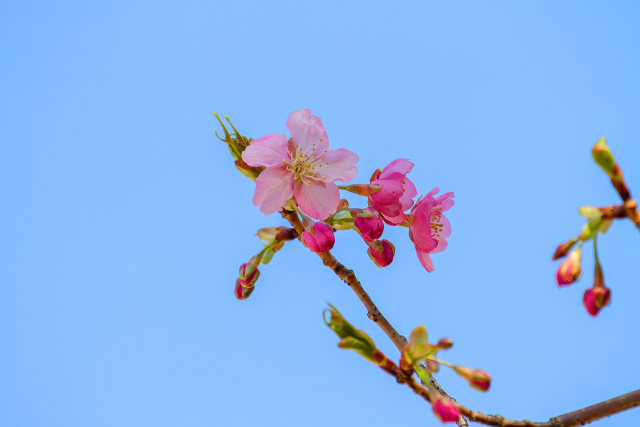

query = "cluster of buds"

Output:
[[324, 305, 490, 424], [551, 138, 635, 317], [400, 325, 490, 423]]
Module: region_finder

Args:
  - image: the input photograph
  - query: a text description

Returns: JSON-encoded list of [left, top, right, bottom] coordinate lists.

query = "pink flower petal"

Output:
[[294, 180, 340, 220], [252, 166, 295, 215], [317, 148, 359, 182], [411, 210, 438, 251], [416, 247, 435, 272], [241, 133, 290, 167], [380, 158, 413, 179], [430, 238, 448, 254], [286, 109, 329, 154]]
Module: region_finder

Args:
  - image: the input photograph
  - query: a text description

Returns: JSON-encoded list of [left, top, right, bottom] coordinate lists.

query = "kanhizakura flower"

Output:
[[583, 286, 611, 316], [409, 188, 454, 272], [431, 394, 460, 423], [353, 208, 384, 242], [241, 109, 359, 220], [302, 221, 335, 253], [369, 158, 417, 225], [367, 239, 395, 267], [556, 248, 582, 286]]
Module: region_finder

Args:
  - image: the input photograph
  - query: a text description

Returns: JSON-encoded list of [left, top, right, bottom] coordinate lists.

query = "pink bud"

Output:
[[431, 395, 460, 423], [583, 286, 611, 317], [353, 208, 384, 242], [436, 338, 453, 350], [552, 237, 578, 260], [302, 221, 335, 253], [556, 248, 581, 286], [454, 366, 491, 392], [239, 263, 260, 286], [234, 278, 255, 300], [367, 239, 395, 267]]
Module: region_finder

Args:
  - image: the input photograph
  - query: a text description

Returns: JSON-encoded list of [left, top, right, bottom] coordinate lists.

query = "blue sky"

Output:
[[2, 1, 639, 426]]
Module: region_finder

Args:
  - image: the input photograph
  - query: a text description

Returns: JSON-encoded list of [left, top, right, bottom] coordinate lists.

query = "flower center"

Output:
[[285, 141, 328, 183]]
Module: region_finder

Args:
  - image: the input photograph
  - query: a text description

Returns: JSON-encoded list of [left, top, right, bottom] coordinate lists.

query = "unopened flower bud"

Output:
[[302, 222, 335, 253], [256, 226, 283, 242], [552, 237, 578, 260], [436, 338, 453, 350], [431, 394, 460, 423], [239, 263, 260, 286], [592, 138, 622, 182], [453, 366, 491, 392], [234, 278, 255, 300], [353, 208, 384, 242], [583, 286, 611, 317], [367, 239, 395, 267], [556, 248, 582, 286]]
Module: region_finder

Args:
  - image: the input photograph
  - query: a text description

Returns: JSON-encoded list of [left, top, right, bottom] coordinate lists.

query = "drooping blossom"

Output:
[[583, 286, 611, 316], [431, 395, 460, 423], [409, 188, 454, 272], [367, 239, 395, 267], [556, 248, 582, 286], [353, 207, 384, 242], [368, 158, 417, 225], [241, 109, 359, 220], [302, 221, 335, 253]]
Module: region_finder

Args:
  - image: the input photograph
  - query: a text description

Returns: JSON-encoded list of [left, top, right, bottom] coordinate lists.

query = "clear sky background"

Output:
[[2, 2, 640, 426]]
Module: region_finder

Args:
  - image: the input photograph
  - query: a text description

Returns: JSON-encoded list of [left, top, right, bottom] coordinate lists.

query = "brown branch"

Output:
[[281, 208, 640, 426]]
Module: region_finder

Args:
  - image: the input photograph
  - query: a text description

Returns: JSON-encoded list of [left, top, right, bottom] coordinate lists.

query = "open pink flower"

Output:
[[369, 158, 417, 225], [242, 109, 359, 220], [409, 188, 454, 272]]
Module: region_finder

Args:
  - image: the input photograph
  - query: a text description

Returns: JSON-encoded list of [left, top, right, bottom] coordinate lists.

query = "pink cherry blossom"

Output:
[[369, 158, 417, 225], [409, 188, 454, 272], [242, 109, 359, 220]]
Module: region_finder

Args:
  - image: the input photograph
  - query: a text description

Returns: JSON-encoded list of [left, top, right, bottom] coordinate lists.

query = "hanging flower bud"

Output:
[[431, 394, 460, 423], [234, 278, 255, 300], [556, 248, 582, 286], [453, 366, 491, 392], [302, 221, 335, 253], [367, 239, 395, 267], [353, 208, 384, 242], [583, 286, 611, 317]]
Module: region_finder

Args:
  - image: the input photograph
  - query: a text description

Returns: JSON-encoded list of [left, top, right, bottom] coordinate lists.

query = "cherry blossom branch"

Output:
[[281, 208, 468, 426], [280, 208, 640, 426], [379, 354, 640, 427]]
